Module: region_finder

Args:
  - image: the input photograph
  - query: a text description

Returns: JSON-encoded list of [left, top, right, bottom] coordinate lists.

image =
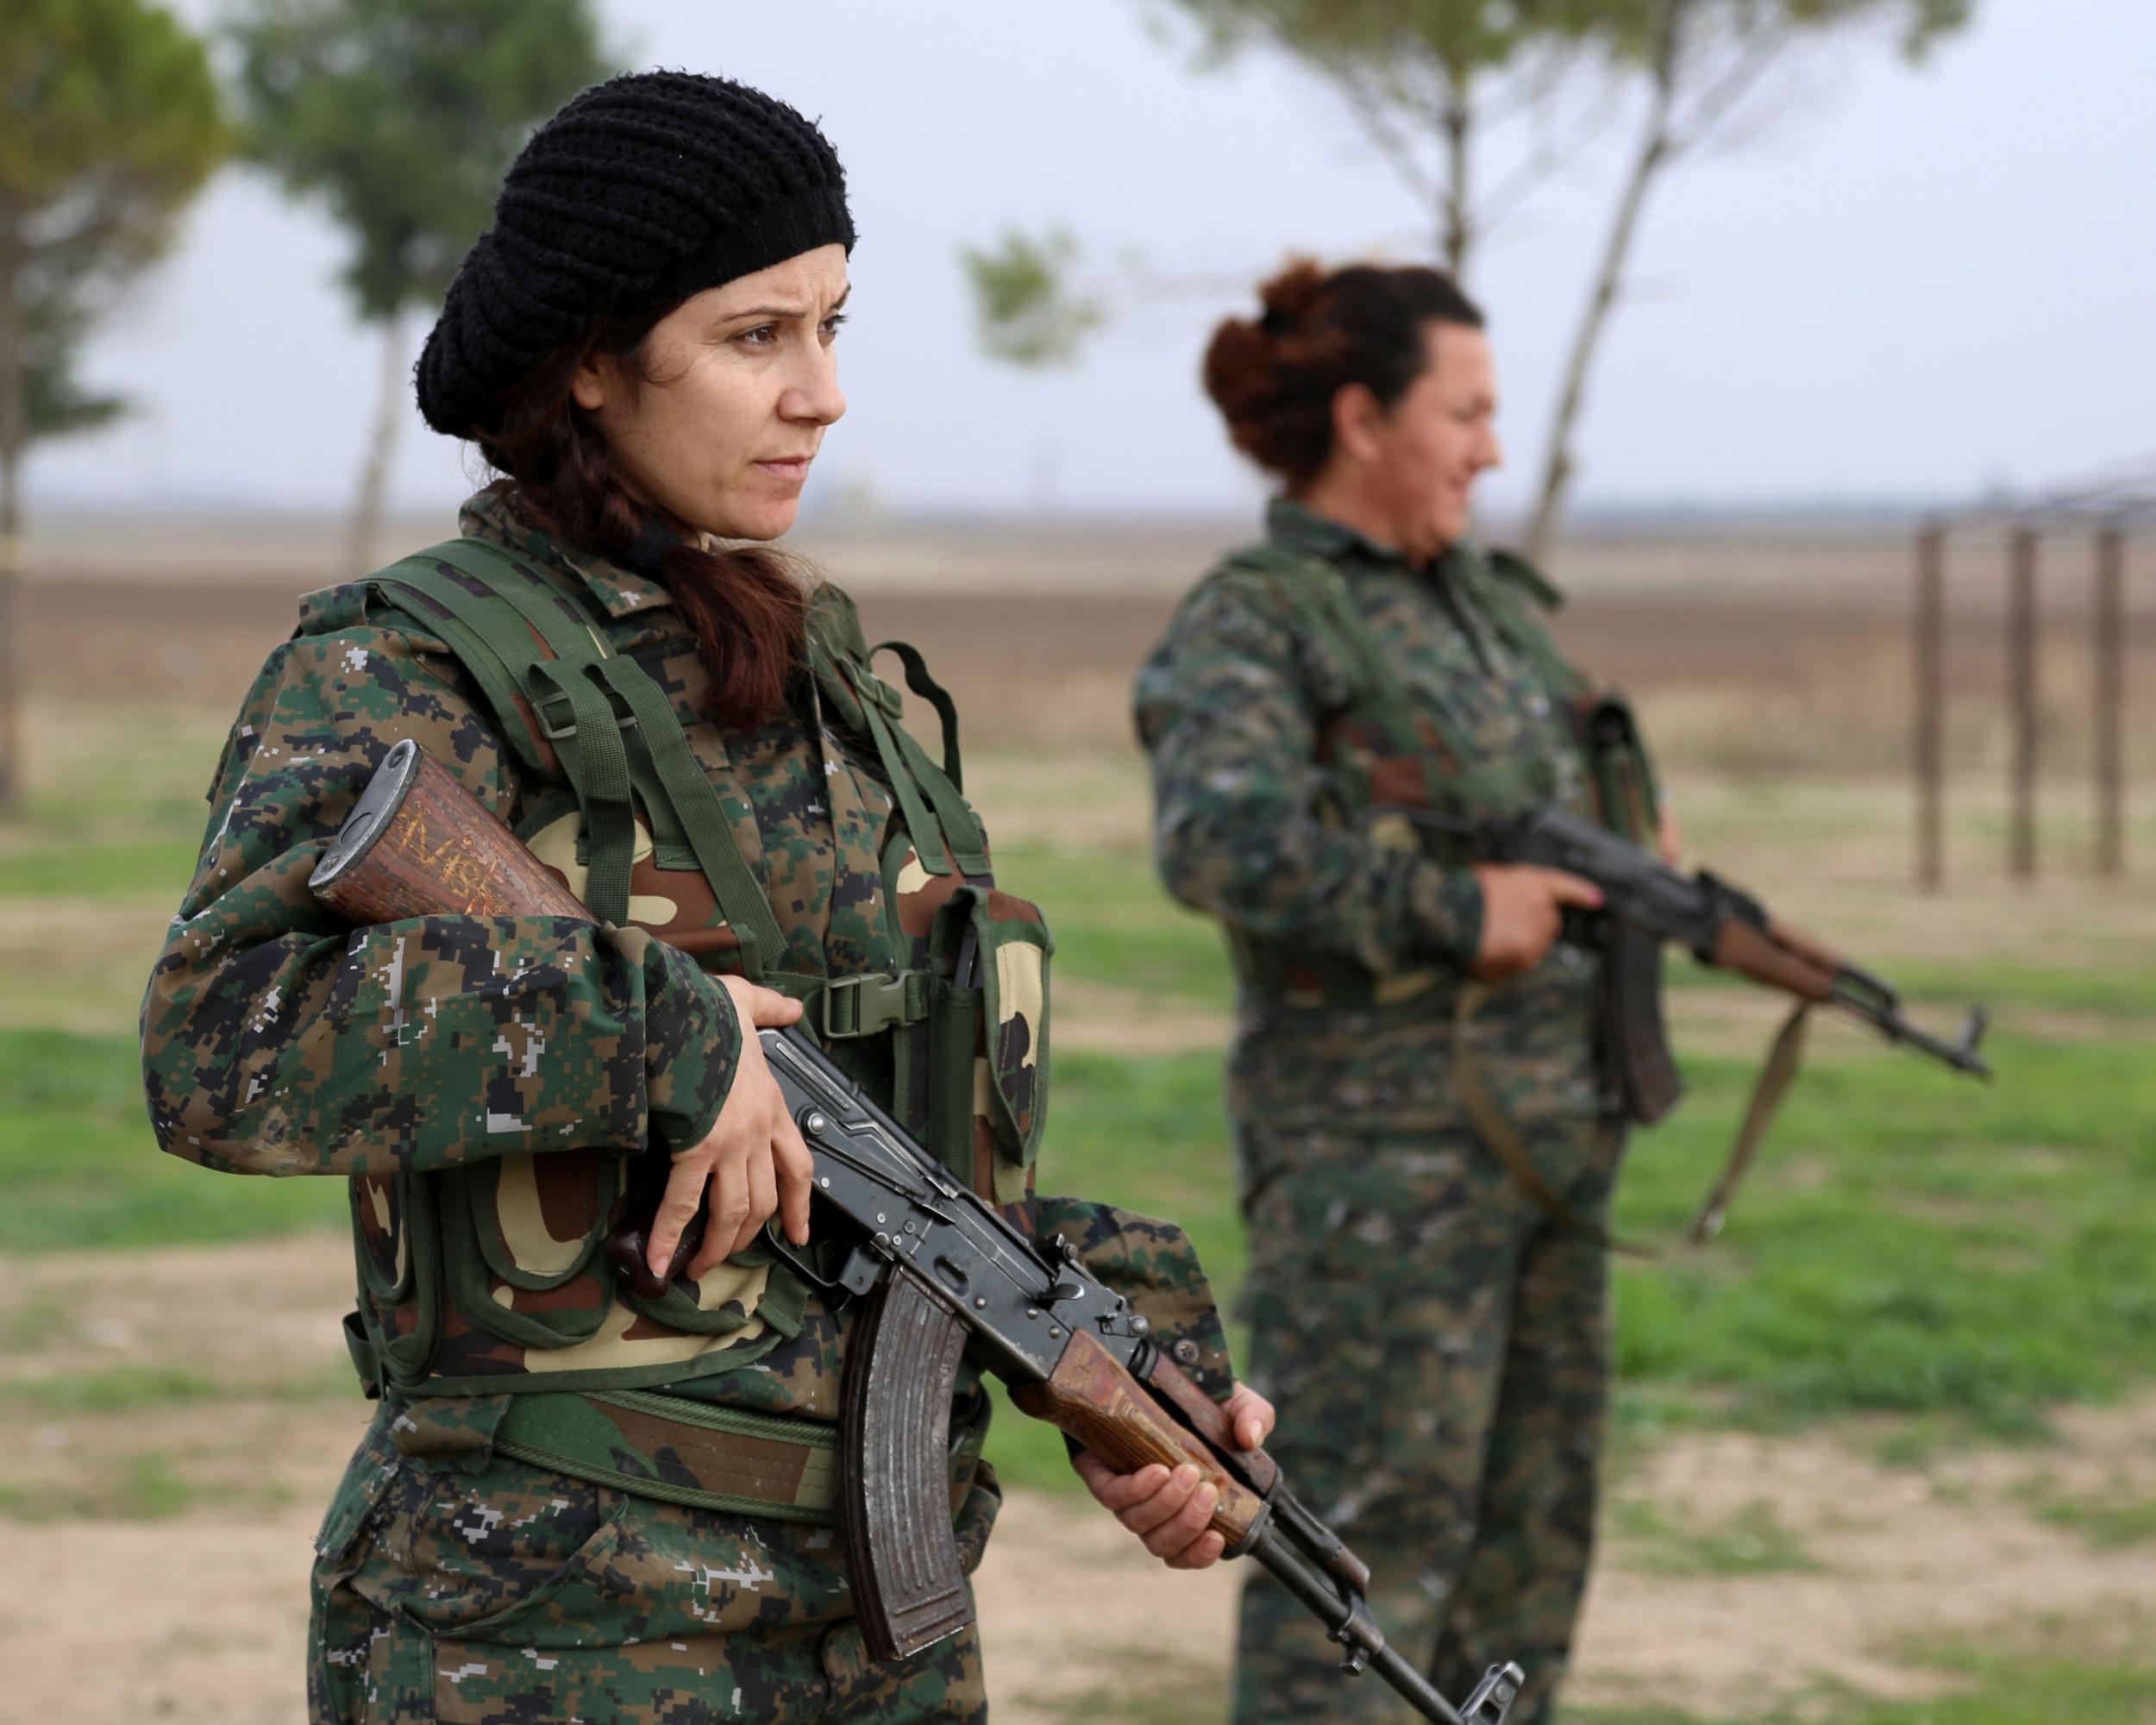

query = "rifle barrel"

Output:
[[1247, 1532, 1470, 1725]]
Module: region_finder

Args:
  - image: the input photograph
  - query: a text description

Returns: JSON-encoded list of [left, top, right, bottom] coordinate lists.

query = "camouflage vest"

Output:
[[1209, 538, 1659, 1009], [329, 538, 1052, 1400]]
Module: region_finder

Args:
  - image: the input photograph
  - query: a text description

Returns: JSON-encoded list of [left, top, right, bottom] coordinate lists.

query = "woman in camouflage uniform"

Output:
[[1136, 260, 1673, 1723], [142, 72, 1266, 1725]]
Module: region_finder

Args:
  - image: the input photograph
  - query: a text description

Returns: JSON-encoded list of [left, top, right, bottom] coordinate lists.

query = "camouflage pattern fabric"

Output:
[[1231, 1115, 1622, 1724], [141, 482, 1050, 1411], [1133, 497, 1607, 1132], [312, 1397, 997, 1723], [1135, 499, 1626, 1724], [137, 484, 1069, 1720], [1032, 1193, 1240, 1402]]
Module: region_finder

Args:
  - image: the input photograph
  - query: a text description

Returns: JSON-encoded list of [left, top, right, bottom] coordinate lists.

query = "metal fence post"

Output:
[[2008, 525, 2040, 881], [1914, 521, 1945, 890], [2094, 522, 2125, 877]]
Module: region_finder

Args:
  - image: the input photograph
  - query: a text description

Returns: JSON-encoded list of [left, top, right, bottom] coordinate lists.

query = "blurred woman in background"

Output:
[[1137, 257, 1670, 1723]]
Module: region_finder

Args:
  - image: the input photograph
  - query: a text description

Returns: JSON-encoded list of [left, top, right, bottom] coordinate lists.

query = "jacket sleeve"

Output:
[[1133, 573, 1483, 971], [141, 613, 742, 1178]]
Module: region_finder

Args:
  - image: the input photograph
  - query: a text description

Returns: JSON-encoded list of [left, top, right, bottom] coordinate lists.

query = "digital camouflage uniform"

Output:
[[1135, 499, 1637, 1725], [141, 485, 1236, 1724]]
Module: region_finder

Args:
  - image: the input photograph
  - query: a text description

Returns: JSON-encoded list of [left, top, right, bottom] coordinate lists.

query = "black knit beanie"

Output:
[[416, 70, 855, 440]]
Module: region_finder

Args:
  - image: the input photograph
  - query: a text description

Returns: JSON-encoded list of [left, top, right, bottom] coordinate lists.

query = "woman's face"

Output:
[[573, 244, 849, 543], [1342, 320, 1503, 559]]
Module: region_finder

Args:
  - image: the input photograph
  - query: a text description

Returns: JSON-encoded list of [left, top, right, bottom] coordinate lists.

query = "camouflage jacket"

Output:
[[142, 486, 1238, 1425], [1134, 498, 1607, 1138]]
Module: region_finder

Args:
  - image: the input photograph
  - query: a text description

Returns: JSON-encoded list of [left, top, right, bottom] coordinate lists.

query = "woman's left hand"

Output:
[[1655, 797, 1685, 868], [1069, 1383, 1277, 1571]]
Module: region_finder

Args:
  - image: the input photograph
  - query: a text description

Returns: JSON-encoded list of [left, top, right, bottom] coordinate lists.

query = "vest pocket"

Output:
[[351, 1171, 443, 1388], [437, 1159, 615, 1351], [926, 884, 1054, 1198], [467, 1150, 615, 1292]]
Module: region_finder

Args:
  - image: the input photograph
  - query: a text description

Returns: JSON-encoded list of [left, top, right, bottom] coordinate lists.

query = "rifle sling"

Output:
[[1690, 1001, 1811, 1245], [1455, 983, 1813, 1255]]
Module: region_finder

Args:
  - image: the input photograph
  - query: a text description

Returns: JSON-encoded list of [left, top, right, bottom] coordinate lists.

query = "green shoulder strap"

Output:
[[1217, 544, 1479, 797], [369, 541, 793, 982], [804, 596, 989, 880], [370, 545, 640, 923], [1462, 546, 1592, 705]]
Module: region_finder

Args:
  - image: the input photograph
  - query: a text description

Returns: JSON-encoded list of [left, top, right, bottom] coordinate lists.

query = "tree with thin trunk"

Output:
[[1520, 0, 1969, 560], [227, 0, 611, 579], [968, 0, 1970, 557], [0, 0, 229, 816]]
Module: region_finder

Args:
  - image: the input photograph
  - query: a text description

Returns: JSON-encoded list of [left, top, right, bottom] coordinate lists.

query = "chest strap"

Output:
[[370, 540, 793, 982]]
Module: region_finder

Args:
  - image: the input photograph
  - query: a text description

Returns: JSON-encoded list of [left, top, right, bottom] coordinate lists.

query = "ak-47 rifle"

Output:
[[1404, 803, 1990, 1242], [311, 739, 1523, 1725]]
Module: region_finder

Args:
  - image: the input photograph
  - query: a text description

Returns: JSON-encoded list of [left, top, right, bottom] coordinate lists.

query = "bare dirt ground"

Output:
[[4, 1241, 2153, 1723]]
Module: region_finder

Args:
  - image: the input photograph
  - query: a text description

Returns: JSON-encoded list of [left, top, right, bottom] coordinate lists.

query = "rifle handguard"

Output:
[[1012, 1330, 1270, 1554], [1712, 919, 1837, 1001]]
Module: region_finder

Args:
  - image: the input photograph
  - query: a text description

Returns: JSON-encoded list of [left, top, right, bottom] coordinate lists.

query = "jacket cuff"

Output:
[[1409, 860, 1485, 969], [630, 933, 743, 1154]]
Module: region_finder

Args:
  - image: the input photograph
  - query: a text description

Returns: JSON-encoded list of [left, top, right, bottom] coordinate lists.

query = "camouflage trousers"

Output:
[[1231, 1112, 1625, 1725], [309, 1399, 1000, 1723]]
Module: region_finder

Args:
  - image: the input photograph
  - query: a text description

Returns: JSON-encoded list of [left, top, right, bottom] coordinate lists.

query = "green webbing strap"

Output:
[[887, 715, 992, 877], [424, 541, 649, 927], [871, 639, 965, 790], [369, 580, 548, 781], [818, 969, 931, 1039], [492, 1389, 839, 1525], [1227, 550, 1465, 774], [375, 545, 637, 923], [588, 654, 791, 982]]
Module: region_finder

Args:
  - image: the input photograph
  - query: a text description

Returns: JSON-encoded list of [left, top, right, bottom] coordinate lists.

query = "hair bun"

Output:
[[1256, 256, 1326, 337], [1200, 255, 1484, 488]]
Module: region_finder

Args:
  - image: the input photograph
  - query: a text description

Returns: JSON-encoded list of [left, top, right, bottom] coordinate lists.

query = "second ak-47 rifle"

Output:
[[311, 739, 1523, 1725], [1404, 803, 1990, 1243]]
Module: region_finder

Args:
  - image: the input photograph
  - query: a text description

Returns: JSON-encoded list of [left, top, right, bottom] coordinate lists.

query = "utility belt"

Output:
[[496, 1389, 845, 1524]]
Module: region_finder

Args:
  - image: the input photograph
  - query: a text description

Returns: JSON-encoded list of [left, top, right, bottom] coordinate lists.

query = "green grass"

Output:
[[1608, 1497, 1824, 1578], [2031, 1492, 2156, 1552], [1611, 1028, 2156, 1436], [1002, 839, 1234, 1007], [0, 1027, 345, 1251], [0, 838, 204, 900], [0, 1366, 223, 1416], [1564, 1646, 2156, 1725], [0, 1450, 203, 1522]]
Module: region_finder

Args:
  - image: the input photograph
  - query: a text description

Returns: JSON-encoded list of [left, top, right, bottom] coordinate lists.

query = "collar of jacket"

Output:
[[1263, 495, 1479, 584], [457, 482, 680, 621]]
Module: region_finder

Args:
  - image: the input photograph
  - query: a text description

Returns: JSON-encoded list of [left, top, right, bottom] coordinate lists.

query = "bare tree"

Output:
[[967, 0, 1971, 555]]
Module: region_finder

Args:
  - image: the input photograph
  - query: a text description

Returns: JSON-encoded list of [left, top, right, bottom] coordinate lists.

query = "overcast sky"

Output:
[[25, 0, 2156, 519]]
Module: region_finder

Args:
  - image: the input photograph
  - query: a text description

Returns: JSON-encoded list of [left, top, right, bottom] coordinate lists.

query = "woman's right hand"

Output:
[[647, 977, 816, 1282], [1469, 863, 1603, 982]]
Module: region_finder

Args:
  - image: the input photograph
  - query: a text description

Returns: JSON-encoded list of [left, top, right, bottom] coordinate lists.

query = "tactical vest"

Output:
[[1200, 538, 1658, 1019], [328, 536, 1052, 1402]]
